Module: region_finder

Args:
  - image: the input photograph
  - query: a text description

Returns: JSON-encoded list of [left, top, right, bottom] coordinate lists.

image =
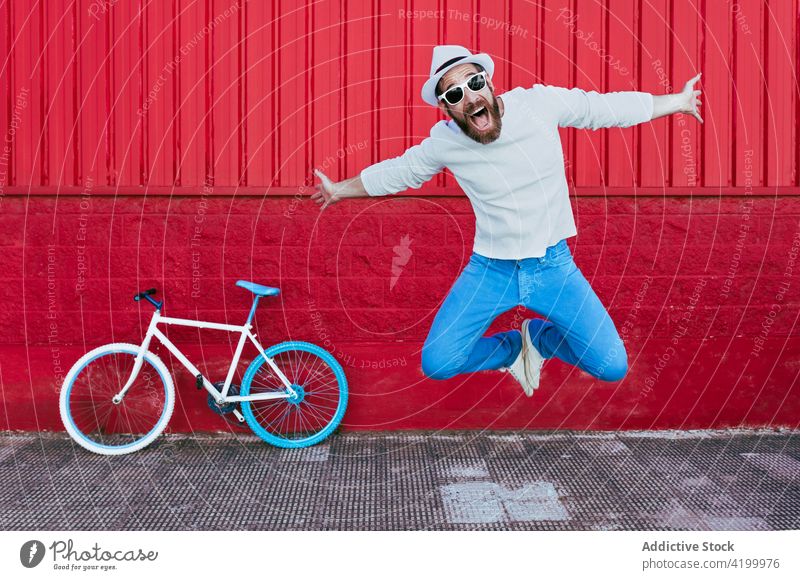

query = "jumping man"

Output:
[[311, 45, 703, 396]]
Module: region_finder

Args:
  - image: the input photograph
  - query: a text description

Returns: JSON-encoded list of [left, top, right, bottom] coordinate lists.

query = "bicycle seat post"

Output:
[[245, 296, 260, 327]]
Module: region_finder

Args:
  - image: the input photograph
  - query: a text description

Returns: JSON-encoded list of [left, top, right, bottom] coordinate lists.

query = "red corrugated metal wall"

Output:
[[2, 0, 799, 432], [3, 0, 799, 192]]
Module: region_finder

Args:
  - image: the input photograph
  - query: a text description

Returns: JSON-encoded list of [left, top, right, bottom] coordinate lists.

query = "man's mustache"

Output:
[[464, 98, 491, 115]]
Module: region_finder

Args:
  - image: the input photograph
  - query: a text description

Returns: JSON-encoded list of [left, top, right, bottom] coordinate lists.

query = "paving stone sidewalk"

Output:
[[1, 429, 798, 531]]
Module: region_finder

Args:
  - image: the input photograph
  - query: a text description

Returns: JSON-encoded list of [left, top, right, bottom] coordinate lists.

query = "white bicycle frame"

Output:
[[113, 309, 297, 409]]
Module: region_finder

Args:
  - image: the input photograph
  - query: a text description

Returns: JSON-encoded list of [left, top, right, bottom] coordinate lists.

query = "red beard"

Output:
[[451, 96, 503, 144]]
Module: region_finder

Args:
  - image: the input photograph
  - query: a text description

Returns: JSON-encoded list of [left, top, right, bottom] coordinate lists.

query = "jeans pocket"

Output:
[[546, 240, 572, 266]]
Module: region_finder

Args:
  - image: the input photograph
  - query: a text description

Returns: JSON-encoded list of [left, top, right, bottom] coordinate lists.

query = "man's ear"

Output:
[[437, 101, 449, 116]]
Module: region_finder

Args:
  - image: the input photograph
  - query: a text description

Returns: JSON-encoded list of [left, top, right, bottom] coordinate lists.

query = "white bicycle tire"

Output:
[[59, 342, 175, 456]]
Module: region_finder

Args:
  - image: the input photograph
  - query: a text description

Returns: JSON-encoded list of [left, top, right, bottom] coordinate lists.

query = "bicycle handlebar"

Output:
[[134, 288, 156, 300], [134, 288, 163, 309]]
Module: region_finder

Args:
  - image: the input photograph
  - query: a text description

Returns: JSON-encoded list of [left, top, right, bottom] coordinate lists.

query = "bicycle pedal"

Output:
[[195, 374, 204, 390]]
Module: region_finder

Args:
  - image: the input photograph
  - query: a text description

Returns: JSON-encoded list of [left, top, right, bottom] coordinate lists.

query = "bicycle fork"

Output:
[[112, 313, 161, 405]]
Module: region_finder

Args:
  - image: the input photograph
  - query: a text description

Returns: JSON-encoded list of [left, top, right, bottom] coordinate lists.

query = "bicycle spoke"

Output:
[[242, 344, 346, 445], [296, 402, 328, 431]]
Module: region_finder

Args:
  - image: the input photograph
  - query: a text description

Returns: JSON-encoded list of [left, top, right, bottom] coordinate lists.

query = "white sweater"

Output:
[[360, 84, 654, 259]]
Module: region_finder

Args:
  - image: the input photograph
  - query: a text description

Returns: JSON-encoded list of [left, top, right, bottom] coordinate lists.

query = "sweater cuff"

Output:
[[359, 164, 389, 197]]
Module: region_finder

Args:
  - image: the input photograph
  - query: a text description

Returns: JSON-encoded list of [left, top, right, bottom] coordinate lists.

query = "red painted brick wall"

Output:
[[2, 193, 799, 432]]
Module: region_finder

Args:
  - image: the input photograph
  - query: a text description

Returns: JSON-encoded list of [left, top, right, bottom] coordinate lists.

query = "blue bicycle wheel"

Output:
[[240, 341, 348, 448]]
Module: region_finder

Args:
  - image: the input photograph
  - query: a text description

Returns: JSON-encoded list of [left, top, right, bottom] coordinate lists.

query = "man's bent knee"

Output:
[[595, 353, 628, 382], [421, 346, 465, 380]]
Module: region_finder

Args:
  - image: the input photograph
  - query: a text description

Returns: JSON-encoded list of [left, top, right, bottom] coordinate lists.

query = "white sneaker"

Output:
[[521, 318, 545, 392], [501, 319, 545, 397]]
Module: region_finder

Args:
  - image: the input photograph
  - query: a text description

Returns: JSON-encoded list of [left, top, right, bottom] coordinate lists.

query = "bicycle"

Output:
[[59, 281, 348, 455]]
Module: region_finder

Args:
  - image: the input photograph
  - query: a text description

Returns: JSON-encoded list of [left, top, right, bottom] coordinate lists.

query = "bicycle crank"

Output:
[[207, 382, 246, 426]]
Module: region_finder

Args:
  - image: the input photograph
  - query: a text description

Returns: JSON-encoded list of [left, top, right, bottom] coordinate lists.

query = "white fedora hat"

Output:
[[420, 45, 495, 107]]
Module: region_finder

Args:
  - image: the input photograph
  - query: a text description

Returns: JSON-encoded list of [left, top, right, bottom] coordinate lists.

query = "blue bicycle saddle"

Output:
[[236, 280, 280, 297]]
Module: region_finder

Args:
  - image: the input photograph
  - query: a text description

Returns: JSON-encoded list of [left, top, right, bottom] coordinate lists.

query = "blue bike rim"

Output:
[[240, 341, 348, 448]]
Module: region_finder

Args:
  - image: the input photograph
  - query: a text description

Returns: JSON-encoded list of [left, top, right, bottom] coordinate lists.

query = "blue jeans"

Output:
[[421, 239, 628, 382]]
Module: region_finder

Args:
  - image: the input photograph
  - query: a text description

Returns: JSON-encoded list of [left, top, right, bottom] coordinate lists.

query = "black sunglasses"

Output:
[[438, 72, 488, 106]]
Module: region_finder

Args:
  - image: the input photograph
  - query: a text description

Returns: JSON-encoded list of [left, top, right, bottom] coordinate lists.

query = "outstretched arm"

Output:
[[651, 73, 703, 123], [311, 136, 444, 211], [540, 84, 654, 130], [311, 170, 369, 210], [535, 71, 702, 130]]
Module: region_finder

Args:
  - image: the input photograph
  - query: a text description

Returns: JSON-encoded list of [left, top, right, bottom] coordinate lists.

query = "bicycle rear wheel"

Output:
[[240, 341, 348, 448], [59, 343, 175, 455]]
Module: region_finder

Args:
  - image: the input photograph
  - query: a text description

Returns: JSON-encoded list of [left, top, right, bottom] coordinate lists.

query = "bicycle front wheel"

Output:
[[240, 341, 348, 448], [59, 343, 175, 455]]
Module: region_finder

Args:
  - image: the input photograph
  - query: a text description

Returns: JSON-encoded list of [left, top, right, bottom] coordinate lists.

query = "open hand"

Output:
[[680, 73, 703, 124], [310, 169, 340, 210]]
